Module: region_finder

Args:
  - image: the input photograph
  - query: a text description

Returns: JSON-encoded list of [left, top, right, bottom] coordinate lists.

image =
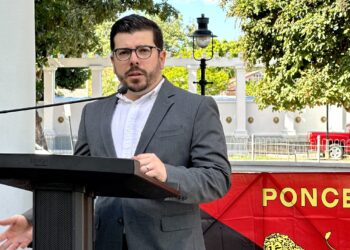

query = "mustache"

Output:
[[125, 66, 147, 76]]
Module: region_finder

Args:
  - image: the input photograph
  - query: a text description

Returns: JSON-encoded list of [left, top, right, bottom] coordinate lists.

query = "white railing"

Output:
[[226, 135, 350, 162]]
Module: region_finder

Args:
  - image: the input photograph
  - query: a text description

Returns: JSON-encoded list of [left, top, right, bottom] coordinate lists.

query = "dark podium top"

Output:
[[0, 153, 182, 250], [0, 153, 180, 199]]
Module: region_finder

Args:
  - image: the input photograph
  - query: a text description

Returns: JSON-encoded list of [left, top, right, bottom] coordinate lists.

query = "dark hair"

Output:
[[110, 14, 164, 51]]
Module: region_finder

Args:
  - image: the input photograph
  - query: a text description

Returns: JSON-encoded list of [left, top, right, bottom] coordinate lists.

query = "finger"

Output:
[[0, 234, 8, 242], [0, 239, 7, 248], [140, 165, 151, 174], [1, 239, 13, 249], [145, 169, 158, 179], [19, 241, 29, 249], [133, 153, 154, 160], [8, 242, 20, 250], [0, 218, 14, 226], [135, 158, 153, 168]]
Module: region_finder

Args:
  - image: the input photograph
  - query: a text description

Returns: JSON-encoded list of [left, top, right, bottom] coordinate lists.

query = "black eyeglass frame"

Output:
[[112, 45, 161, 61]]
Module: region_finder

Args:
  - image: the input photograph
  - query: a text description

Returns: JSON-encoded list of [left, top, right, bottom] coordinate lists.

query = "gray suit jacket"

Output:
[[73, 79, 231, 250]]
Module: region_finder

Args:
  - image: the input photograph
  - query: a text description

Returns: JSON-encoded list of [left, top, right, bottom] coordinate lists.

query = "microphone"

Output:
[[117, 84, 128, 95]]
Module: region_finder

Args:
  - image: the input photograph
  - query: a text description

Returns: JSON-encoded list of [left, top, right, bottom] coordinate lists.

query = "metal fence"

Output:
[[226, 135, 350, 162], [41, 135, 76, 155]]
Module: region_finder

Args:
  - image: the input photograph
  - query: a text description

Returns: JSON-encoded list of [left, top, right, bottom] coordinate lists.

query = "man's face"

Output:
[[111, 30, 166, 99]]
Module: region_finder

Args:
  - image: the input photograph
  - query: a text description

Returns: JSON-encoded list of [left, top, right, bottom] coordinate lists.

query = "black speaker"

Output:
[[33, 184, 93, 250]]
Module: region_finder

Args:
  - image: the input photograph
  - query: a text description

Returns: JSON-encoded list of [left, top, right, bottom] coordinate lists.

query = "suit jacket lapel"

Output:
[[135, 80, 175, 155], [100, 95, 118, 157]]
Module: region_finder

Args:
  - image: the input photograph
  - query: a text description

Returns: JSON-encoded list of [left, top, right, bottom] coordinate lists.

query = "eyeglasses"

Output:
[[112, 45, 161, 61]]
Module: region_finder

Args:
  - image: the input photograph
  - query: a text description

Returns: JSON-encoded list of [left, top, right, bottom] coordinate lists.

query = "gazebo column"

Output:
[[43, 66, 57, 146], [187, 65, 197, 93], [282, 112, 296, 136], [90, 65, 103, 97], [234, 64, 248, 137], [329, 105, 346, 132]]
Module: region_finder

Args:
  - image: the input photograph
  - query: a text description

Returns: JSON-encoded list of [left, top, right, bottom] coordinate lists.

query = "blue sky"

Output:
[[159, 0, 242, 41]]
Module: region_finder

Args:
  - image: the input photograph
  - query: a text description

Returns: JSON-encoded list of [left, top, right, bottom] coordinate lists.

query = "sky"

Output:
[[159, 0, 242, 41]]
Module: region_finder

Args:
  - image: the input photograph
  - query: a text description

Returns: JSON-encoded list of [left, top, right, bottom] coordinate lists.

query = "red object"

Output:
[[308, 131, 350, 156], [201, 173, 350, 250]]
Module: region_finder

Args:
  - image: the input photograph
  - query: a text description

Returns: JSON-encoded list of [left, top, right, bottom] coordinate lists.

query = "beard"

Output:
[[115, 64, 160, 94]]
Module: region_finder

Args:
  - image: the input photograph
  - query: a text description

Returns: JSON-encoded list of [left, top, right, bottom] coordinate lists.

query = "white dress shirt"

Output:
[[111, 78, 164, 158]]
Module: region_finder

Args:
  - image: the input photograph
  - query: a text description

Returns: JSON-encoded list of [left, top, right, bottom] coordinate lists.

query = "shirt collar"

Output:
[[116, 77, 164, 103]]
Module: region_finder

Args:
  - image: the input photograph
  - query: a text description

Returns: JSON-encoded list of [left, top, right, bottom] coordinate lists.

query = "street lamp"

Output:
[[190, 14, 216, 95]]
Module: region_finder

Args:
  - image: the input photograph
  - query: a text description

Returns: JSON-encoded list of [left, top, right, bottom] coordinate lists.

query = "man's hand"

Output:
[[0, 215, 32, 250], [133, 153, 167, 182]]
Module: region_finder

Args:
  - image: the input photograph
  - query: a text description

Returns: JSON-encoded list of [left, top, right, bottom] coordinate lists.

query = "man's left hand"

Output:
[[133, 153, 167, 182]]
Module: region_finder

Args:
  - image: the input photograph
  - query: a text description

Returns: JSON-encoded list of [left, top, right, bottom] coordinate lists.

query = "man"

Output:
[[0, 14, 231, 250]]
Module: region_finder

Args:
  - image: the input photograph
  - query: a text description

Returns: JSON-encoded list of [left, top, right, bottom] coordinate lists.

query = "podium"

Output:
[[0, 154, 180, 250]]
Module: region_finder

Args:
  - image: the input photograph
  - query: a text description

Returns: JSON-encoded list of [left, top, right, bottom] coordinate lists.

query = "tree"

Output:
[[148, 15, 243, 95], [94, 14, 242, 96], [90, 14, 193, 96], [90, 11, 243, 96], [34, 1, 178, 148], [151, 15, 193, 54], [221, 0, 350, 111], [35, 0, 178, 100], [55, 68, 91, 91], [162, 65, 231, 96]]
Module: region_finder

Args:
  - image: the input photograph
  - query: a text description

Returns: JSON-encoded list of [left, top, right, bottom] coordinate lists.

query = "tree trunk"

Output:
[[35, 111, 48, 150]]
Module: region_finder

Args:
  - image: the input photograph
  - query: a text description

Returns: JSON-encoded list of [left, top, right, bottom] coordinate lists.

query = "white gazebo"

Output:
[[43, 53, 249, 137]]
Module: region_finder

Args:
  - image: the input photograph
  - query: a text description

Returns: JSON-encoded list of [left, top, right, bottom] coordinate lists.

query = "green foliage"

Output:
[[94, 21, 116, 57], [35, 0, 178, 64], [148, 15, 192, 53], [36, 79, 44, 101], [34, 0, 178, 100], [212, 39, 242, 58], [162, 67, 188, 90], [161, 65, 231, 95], [101, 68, 119, 95], [56, 68, 91, 91], [170, 38, 243, 95], [95, 14, 242, 96], [221, 0, 350, 111], [246, 80, 258, 96], [178, 39, 242, 59], [200, 67, 231, 95]]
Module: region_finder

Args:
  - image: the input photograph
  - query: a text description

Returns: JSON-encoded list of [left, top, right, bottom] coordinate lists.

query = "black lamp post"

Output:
[[190, 14, 216, 96]]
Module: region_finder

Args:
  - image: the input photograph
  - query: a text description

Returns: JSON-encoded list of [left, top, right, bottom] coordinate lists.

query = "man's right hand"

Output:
[[0, 215, 32, 250]]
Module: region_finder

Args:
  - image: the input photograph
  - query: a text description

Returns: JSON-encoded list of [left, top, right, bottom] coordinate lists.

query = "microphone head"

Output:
[[117, 84, 128, 94]]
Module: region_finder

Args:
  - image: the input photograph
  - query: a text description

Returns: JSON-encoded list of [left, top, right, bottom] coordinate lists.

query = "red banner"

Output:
[[201, 173, 350, 249]]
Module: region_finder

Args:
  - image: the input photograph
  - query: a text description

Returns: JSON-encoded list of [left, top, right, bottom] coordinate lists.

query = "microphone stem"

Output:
[[0, 84, 127, 114], [0, 96, 108, 114]]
